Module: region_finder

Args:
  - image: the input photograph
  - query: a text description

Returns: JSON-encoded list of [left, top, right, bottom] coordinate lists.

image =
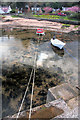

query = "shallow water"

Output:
[[0, 28, 79, 117]]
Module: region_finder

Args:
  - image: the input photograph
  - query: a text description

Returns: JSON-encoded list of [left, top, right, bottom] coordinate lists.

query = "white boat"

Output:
[[51, 38, 66, 49]]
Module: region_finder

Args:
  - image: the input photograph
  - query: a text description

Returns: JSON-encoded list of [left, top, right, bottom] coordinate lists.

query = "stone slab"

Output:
[[53, 106, 79, 119], [47, 83, 78, 102], [4, 98, 71, 120], [67, 96, 80, 109]]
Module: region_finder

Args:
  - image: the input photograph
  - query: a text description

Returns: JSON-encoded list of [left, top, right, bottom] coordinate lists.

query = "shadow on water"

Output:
[[1, 28, 79, 118], [51, 45, 64, 57]]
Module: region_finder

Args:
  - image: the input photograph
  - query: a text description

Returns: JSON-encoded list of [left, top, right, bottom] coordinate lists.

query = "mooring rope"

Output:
[[28, 35, 41, 119], [16, 34, 41, 120], [29, 70, 35, 120], [28, 34, 40, 119], [16, 68, 34, 120], [64, 47, 79, 62], [29, 54, 36, 120]]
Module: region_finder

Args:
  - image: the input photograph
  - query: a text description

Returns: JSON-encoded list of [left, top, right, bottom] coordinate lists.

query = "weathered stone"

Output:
[[54, 106, 79, 119], [47, 83, 78, 103], [5, 98, 71, 119], [67, 96, 80, 109]]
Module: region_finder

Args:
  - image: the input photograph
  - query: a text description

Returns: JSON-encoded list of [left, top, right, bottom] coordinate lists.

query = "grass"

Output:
[[61, 24, 71, 29], [10, 13, 79, 22], [11, 15, 19, 18], [74, 25, 79, 28], [0, 15, 5, 18], [33, 14, 79, 21], [33, 14, 62, 19], [62, 24, 70, 27]]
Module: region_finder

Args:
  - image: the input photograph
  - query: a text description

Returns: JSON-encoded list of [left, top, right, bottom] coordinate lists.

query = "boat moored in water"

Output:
[[51, 38, 66, 49], [36, 28, 45, 35]]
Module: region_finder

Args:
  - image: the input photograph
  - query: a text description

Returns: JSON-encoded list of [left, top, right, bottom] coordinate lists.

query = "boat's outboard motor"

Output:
[[53, 35, 56, 40]]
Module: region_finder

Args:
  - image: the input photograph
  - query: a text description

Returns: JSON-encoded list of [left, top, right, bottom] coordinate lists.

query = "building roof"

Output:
[[66, 6, 80, 12], [43, 7, 53, 13], [0, 6, 12, 14]]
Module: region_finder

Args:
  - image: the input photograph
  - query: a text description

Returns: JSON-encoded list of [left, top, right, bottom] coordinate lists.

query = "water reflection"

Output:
[[1, 28, 79, 118], [37, 53, 48, 67], [51, 45, 64, 57]]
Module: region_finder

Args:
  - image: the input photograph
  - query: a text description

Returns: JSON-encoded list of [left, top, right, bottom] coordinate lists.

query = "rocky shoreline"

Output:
[[0, 15, 79, 33]]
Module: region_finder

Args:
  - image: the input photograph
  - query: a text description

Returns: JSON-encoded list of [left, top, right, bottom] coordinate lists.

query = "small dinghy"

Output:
[[36, 28, 45, 35], [51, 38, 66, 49]]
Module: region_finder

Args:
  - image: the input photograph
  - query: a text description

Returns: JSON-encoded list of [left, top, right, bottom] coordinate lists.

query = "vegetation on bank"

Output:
[[11, 15, 20, 18], [74, 25, 79, 28], [33, 12, 80, 21], [0, 15, 5, 18], [61, 24, 70, 29], [10, 11, 79, 22], [62, 24, 70, 27], [10, 14, 79, 22], [32, 9, 80, 22]]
